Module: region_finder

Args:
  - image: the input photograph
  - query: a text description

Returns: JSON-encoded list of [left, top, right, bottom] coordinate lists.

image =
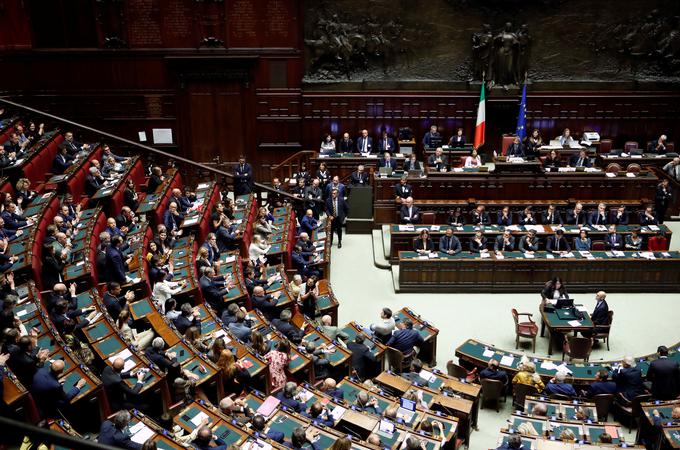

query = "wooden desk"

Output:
[[399, 250, 680, 293], [540, 307, 594, 355], [394, 308, 438, 366]]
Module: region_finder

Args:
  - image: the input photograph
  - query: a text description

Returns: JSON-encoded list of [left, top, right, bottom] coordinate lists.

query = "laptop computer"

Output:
[[555, 297, 574, 309], [408, 169, 423, 178], [549, 139, 561, 147], [396, 397, 417, 422], [378, 167, 393, 176], [377, 419, 395, 438]]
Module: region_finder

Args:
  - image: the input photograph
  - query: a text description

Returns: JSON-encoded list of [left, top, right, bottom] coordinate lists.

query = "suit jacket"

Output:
[[326, 196, 348, 221], [251, 294, 278, 321], [300, 215, 318, 235], [647, 357, 680, 400], [403, 160, 422, 171], [589, 211, 608, 226], [234, 163, 253, 188], [587, 381, 617, 396], [338, 138, 354, 153], [146, 174, 163, 194], [199, 275, 228, 311], [347, 341, 377, 379], [566, 210, 586, 226], [639, 213, 658, 226], [449, 135, 466, 147], [386, 328, 424, 355], [349, 171, 369, 186], [173, 314, 199, 335], [610, 211, 629, 225], [496, 212, 512, 226], [591, 300, 609, 326], [542, 210, 563, 225], [228, 321, 252, 342], [494, 235, 516, 252], [163, 209, 182, 233], [98, 420, 143, 450], [543, 157, 561, 169], [422, 132, 442, 148], [271, 319, 302, 343], [275, 391, 303, 413], [545, 382, 577, 397], [471, 211, 491, 225], [356, 136, 373, 153], [84, 174, 102, 197], [378, 137, 395, 153], [324, 182, 346, 198], [414, 238, 434, 252], [470, 236, 488, 252], [31, 367, 81, 418], [427, 154, 449, 169], [1, 210, 27, 230], [394, 183, 413, 199], [438, 235, 462, 254], [656, 185, 673, 208], [52, 154, 72, 175], [546, 235, 571, 252], [569, 154, 591, 167], [103, 291, 126, 321], [519, 236, 540, 252], [604, 233, 623, 250], [399, 205, 420, 224], [506, 143, 524, 157], [613, 366, 646, 400], [101, 366, 143, 412], [378, 158, 397, 169], [105, 245, 127, 284], [144, 347, 178, 374]]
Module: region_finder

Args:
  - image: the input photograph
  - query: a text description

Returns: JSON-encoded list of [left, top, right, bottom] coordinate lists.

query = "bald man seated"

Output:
[[319, 377, 344, 401], [319, 315, 349, 343], [31, 359, 87, 419], [101, 357, 147, 412]]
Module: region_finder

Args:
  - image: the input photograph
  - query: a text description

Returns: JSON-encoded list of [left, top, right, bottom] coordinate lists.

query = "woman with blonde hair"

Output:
[[248, 234, 271, 262], [216, 348, 250, 395], [512, 361, 545, 392]]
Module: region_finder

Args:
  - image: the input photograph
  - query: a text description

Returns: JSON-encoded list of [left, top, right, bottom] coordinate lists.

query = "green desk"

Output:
[[8, 240, 27, 254], [167, 342, 193, 365], [36, 333, 59, 355], [65, 262, 88, 281], [509, 416, 545, 435], [129, 298, 155, 320], [61, 369, 94, 402], [92, 334, 125, 358], [75, 291, 95, 309], [541, 308, 594, 355], [584, 424, 621, 444], [82, 320, 114, 343], [10, 253, 28, 272], [183, 358, 216, 384], [337, 382, 391, 413], [136, 194, 161, 214], [267, 411, 307, 440]]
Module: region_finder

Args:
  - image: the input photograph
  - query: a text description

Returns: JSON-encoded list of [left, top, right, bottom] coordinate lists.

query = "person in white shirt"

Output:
[[320, 134, 336, 153], [151, 269, 186, 309], [370, 307, 396, 344], [464, 149, 482, 168], [248, 234, 271, 262]]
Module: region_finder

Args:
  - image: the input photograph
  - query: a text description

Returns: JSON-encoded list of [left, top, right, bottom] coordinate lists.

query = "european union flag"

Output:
[[516, 82, 527, 140]]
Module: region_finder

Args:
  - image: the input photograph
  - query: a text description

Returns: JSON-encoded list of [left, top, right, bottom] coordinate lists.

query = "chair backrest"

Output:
[[667, 142, 675, 152], [480, 377, 504, 400], [605, 163, 621, 173], [386, 346, 405, 374], [447, 361, 468, 379], [627, 163, 641, 173], [599, 139, 613, 153], [593, 394, 614, 421], [591, 241, 605, 251], [513, 383, 538, 409], [567, 336, 593, 360], [624, 141, 639, 151], [511, 308, 521, 333], [631, 394, 653, 416], [649, 236, 668, 251], [421, 211, 436, 225], [501, 135, 515, 156]]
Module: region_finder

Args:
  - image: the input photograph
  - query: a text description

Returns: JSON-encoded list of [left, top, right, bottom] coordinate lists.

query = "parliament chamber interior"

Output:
[[1, 1, 680, 449]]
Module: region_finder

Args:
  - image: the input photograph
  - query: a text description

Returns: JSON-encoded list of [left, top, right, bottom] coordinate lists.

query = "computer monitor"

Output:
[[399, 398, 416, 411], [378, 167, 393, 176], [408, 169, 423, 178], [428, 137, 443, 148], [555, 297, 574, 309]]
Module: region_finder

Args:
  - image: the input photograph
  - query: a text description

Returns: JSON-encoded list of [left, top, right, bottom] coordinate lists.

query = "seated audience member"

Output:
[[604, 225, 623, 250], [276, 381, 303, 412], [1, 202, 32, 230], [610, 205, 629, 225], [427, 147, 448, 171], [525, 129, 543, 157], [542, 204, 563, 225], [589, 203, 608, 226], [663, 157, 680, 181], [414, 229, 434, 253], [215, 216, 241, 252], [305, 401, 334, 427], [479, 359, 509, 390], [379, 152, 397, 170], [357, 129, 373, 154], [544, 371, 577, 397], [299, 209, 318, 235], [173, 303, 200, 335], [349, 164, 369, 186], [422, 125, 441, 149], [496, 433, 524, 450], [584, 369, 617, 397], [465, 149, 482, 168], [370, 307, 396, 344], [519, 207, 536, 226], [250, 414, 284, 442], [31, 359, 87, 419], [546, 229, 570, 254], [199, 267, 231, 314], [519, 229, 540, 253], [439, 228, 462, 255], [447, 207, 465, 226], [191, 425, 234, 450], [574, 229, 591, 251], [399, 197, 420, 224], [98, 410, 143, 450], [625, 228, 643, 250], [471, 205, 490, 225], [355, 391, 381, 414], [558, 128, 575, 147], [543, 149, 561, 170], [497, 206, 512, 226], [651, 407, 680, 428], [271, 309, 302, 343], [449, 128, 466, 147], [650, 134, 668, 153], [228, 311, 252, 342], [319, 315, 349, 342], [494, 230, 515, 253], [347, 334, 377, 380], [647, 345, 680, 400], [569, 149, 590, 168], [560, 429, 576, 442], [251, 285, 280, 321], [319, 378, 344, 401], [469, 230, 488, 253], [52, 146, 74, 175], [541, 277, 567, 300], [291, 245, 320, 279], [566, 203, 586, 226], [320, 133, 335, 154], [118, 310, 154, 350], [152, 270, 186, 310], [612, 356, 645, 401], [386, 319, 424, 356], [394, 175, 413, 202], [102, 358, 148, 412], [590, 290, 609, 328], [506, 136, 525, 157], [103, 281, 135, 321], [639, 205, 658, 226], [512, 361, 544, 392], [403, 153, 422, 172]]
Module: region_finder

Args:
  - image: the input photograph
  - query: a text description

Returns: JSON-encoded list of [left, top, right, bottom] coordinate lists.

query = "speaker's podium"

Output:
[[346, 185, 373, 234]]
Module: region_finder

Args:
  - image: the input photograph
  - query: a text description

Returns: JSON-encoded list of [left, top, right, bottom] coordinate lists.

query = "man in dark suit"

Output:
[[569, 149, 591, 168], [546, 229, 571, 253], [62, 131, 90, 155], [31, 360, 86, 419], [589, 203, 609, 226], [542, 205, 563, 225], [251, 286, 280, 321], [304, 179, 323, 219], [168, 188, 193, 215], [378, 152, 397, 170], [215, 217, 241, 252], [52, 147, 73, 175], [655, 179, 673, 224], [399, 197, 420, 224], [639, 206, 659, 226], [338, 133, 354, 153], [173, 303, 201, 335], [584, 369, 617, 397], [427, 147, 448, 171], [106, 236, 129, 284], [479, 359, 509, 389], [647, 346, 680, 400], [610, 206, 629, 225], [566, 203, 586, 226], [326, 188, 348, 248], [164, 202, 184, 238], [471, 205, 491, 225], [84, 166, 104, 197], [347, 334, 377, 379], [199, 267, 230, 313], [422, 125, 442, 149], [319, 378, 344, 401], [102, 358, 147, 412], [401, 359, 431, 387], [291, 245, 320, 279], [604, 226, 624, 251], [470, 231, 488, 253], [394, 176, 413, 202], [494, 230, 516, 252], [146, 166, 164, 194], [506, 137, 524, 157], [349, 165, 369, 186], [98, 410, 143, 450], [356, 129, 373, 154], [378, 131, 395, 154], [145, 338, 180, 377], [449, 128, 466, 147], [438, 228, 462, 255], [612, 356, 647, 401], [275, 382, 304, 412], [325, 176, 346, 198], [9, 336, 49, 387], [0, 203, 30, 230], [103, 281, 134, 321], [271, 309, 302, 344], [386, 319, 424, 355], [234, 156, 253, 196], [591, 291, 609, 327]]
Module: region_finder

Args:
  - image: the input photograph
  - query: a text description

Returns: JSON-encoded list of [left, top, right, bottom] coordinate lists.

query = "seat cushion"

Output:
[[518, 322, 538, 335]]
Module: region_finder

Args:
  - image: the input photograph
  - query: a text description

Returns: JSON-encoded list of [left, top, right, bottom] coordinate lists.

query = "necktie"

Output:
[[384, 139, 388, 149], [333, 200, 337, 216], [556, 238, 560, 251], [363, 138, 367, 152], [578, 158, 583, 166]]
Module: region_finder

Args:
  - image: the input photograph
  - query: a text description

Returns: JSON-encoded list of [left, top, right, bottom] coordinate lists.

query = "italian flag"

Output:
[[474, 84, 486, 149]]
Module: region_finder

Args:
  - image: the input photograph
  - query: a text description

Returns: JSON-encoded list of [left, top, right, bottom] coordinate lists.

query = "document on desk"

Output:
[[419, 369, 437, 383], [430, 225, 441, 231], [555, 363, 573, 374], [482, 348, 495, 358], [626, 172, 636, 177], [130, 424, 154, 444], [500, 355, 515, 367], [612, 250, 625, 257], [540, 361, 557, 371], [606, 172, 616, 178], [190, 411, 210, 426], [330, 405, 347, 421], [523, 252, 535, 259], [399, 225, 415, 232], [648, 225, 660, 231], [567, 320, 582, 327]]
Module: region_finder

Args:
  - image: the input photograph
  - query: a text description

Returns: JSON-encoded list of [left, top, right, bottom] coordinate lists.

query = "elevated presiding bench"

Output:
[[398, 250, 680, 293], [455, 338, 680, 385], [389, 224, 670, 261]]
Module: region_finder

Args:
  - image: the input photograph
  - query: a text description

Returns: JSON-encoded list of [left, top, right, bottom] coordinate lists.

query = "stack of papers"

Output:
[[430, 225, 441, 231], [500, 355, 515, 367], [560, 252, 575, 258], [540, 361, 558, 371], [129, 422, 154, 444], [567, 320, 582, 327], [419, 369, 437, 383], [523, 253, 535, 259], [606, 172, 616, 178], [626, 172, 636, 177]]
